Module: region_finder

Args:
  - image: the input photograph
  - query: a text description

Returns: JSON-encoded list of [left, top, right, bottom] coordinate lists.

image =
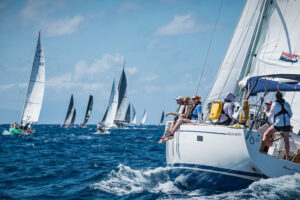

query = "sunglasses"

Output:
[[192, 98, 197, 100]]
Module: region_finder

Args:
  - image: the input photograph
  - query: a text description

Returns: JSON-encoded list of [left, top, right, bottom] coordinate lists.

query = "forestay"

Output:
[[21, 32, 45, 125]]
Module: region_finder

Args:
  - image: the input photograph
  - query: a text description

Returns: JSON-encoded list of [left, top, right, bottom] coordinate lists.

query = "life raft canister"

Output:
[[239, 100, 249, 123], [209, 100, 223, 120]]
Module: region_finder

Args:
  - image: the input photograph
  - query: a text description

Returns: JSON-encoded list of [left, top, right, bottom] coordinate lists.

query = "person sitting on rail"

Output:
[[158, 96, 185, 143], [217, 92, 235, 125], [259, 91, 293, 160], [169, 96, 193, 135]]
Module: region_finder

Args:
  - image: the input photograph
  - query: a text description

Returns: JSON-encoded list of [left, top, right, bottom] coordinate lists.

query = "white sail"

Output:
[[103, 79, 119, 128], [131, 105, 137, 125], [21, 32, 45, 125], [115, 67, 127, 121], [140, 109, 147, 125], [245, 0, 300, 132], [204, 0, 264, 114]]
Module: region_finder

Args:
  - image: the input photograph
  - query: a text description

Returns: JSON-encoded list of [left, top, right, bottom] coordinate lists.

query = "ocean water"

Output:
[[1, 124, 300, 200]]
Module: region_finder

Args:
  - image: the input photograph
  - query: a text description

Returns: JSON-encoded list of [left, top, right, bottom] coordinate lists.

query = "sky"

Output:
[[0, 0, 245, 124]]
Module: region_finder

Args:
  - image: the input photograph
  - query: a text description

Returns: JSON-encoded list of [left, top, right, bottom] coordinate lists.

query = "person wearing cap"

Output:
[[170, 96, 193, 135], [260, 91, 293, 160], [158, 96, 185, 143]]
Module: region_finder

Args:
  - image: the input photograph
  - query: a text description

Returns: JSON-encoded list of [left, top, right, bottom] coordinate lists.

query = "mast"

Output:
[[20, 32, 45, 126]]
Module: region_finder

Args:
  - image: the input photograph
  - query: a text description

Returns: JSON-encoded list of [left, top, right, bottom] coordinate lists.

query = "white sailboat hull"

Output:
[[245, 130, 300, 178], [166, 124, 266, 191]]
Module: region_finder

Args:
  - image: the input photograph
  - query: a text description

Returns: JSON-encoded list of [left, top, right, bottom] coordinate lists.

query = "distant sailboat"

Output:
[[159, 111, 165, 125], [140, 109, 147, 125], [61, 95, 76, 127], [99, 79, 119, 131], [131, 105, 137, 125], [114, 63, 128, 127], [80, 95, 93, 128], [124, 104, 131, 124], [9, 32, 45, 135]]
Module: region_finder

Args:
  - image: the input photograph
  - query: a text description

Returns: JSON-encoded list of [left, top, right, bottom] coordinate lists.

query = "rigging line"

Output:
[[217, 0, 264, 100], [195, 0, 223, 94]]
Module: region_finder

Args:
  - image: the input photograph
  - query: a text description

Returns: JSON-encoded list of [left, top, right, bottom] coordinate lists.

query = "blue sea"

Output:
[[1, 124, 300, 200]]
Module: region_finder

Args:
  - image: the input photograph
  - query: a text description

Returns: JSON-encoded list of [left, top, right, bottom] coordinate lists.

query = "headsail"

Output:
[[159, 111, 165, 125], [131, 105, 137, 125], [203, 0, 264, 115], [101, 108, 108, 123], [115, 65, 127, 121], [140, 109, 147, 125], [82, 95, 93, 126], [63, 94, 75, 126], [21, 32, 45, 126], [125, 104, 131, 124], [103, 79, 119, 128]]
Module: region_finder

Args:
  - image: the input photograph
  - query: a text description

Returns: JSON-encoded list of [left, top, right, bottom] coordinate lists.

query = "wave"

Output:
[[2, 130, 11, 135], [90, 164, 177, 196], [91, 164, 300, 199]]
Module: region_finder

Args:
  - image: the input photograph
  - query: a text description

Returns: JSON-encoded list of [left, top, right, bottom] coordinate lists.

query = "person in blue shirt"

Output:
[[170, 95, 203, 135]]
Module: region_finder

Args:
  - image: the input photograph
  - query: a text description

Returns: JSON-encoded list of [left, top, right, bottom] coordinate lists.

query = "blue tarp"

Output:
[[246, 75, 300, 96]]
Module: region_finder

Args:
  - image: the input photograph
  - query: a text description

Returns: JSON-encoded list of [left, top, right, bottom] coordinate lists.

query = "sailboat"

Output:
[[166, 0, 300, 191], [140, 109, 147, 125], [80, 95, 93, 128], [98, 79, 118, 133], [159, 111, 165, 126], [124, 104, 131, 124], [114, 64, 128, 128], [131, 105, 137, 125], [61, 95, 76, 127], [9, 32, 45, 135]]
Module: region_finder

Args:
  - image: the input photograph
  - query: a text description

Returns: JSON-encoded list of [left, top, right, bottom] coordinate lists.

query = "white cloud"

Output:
[[118, 1, 140, 13], [125, 67, 138, 75], [146, 39, 168, 50], [0, 84, 15, 92], [74, 53, 124, 81], [155, 13, 207, 36], [141, 74, 159, 82], [42, 16, 84, 37]]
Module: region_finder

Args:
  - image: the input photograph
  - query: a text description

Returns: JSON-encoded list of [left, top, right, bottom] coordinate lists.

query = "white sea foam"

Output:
[[91, 164, 175, 196], [2, 130, 11, 135]]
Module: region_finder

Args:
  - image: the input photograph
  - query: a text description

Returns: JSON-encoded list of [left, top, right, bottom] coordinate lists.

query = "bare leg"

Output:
[[158, 121, 174, 143], [283, 132, 290, 160], [170, 120, 183, 134], [260, 127, 276, 153]]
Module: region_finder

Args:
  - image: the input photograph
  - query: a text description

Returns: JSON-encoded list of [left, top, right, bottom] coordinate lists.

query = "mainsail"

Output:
[[242, 0, 300, 132], [102, 79, 119, 128], [203, 0, 264, 115], [82, 95, 93, 126], [125, 104, 131, 124], [159, 111, 165, 125], [63, 94, 76, 126], [140, 109, 147, 125], [131, 105, 137, 125], [21, 32, 45, 126], [115, 66, 127, 121]]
